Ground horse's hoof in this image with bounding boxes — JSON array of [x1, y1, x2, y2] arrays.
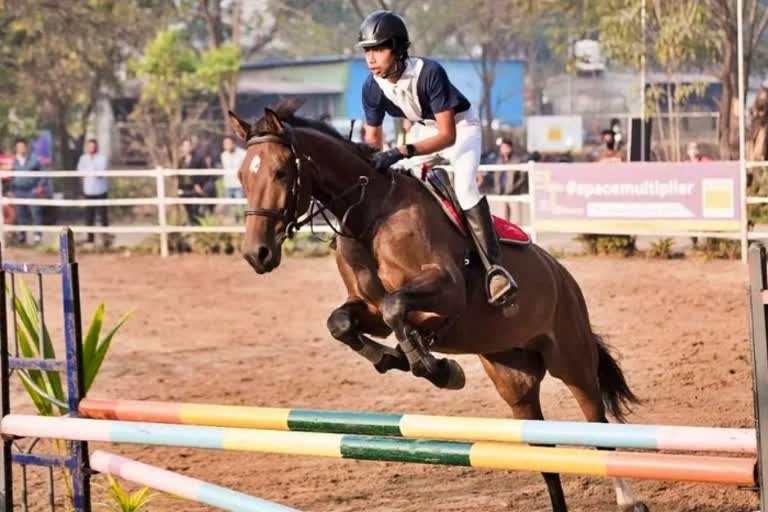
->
[[620, 503, 649, 512], [432, 358, 465, 390]]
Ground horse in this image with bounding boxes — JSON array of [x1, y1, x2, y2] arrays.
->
[[227, 102, 647, 512]]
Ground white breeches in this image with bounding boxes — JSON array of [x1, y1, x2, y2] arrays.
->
[[398, 117, 483, 210]]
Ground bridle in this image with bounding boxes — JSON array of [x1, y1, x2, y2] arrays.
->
[[243, 126, 371, 241]]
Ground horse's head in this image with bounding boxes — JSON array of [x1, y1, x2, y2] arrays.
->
[[228, 108, 311, 273]]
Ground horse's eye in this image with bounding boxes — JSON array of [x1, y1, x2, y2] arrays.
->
[[275, 169, 287, 180]]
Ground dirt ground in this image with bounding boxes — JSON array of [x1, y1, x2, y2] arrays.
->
[[5, 247, 760, 512]]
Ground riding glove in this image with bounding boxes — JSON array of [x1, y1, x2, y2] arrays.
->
[[372, 148, 405, 173]]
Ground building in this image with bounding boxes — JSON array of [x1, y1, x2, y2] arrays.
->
[[236, 56, 526, 127]]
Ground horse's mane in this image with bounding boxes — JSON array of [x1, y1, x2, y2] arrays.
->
[[254, 99, 376, 164]]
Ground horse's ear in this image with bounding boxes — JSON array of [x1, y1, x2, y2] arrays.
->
[[228, 110, 251, 140], [263, 108, 285, 133]]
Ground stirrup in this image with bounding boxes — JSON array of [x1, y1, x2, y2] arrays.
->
[[485, 265, 518, 306]]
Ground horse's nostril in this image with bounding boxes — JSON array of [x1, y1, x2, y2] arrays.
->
[[257, 245, 271, 264]]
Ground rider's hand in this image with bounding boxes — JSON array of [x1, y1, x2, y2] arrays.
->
[[371, 147, 406, 173]]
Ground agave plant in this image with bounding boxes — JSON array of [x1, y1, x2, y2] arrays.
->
[[10, 279, 133, 509], [11, 279, 132, 415], [94, 476, 156, 512]]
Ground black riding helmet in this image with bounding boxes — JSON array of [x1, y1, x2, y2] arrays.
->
[[357, 10, 410, 60]]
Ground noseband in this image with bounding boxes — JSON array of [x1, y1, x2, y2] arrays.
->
[[243, 127, 370, 240]]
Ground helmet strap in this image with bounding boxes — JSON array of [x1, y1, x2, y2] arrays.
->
[[381, 58, 404, 80]]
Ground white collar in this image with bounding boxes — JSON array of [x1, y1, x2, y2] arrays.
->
[[376, 58, 419, 90]]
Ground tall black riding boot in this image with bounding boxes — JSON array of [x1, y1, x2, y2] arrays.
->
[[464, 197, 518, 306]]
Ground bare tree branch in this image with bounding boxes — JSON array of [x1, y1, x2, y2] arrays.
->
[[245, 21, 279, 59], [350, 0, 366, 20], [231, 0, 243, 48], [751, 5, 768, 52], [396, 0, 418, 16]]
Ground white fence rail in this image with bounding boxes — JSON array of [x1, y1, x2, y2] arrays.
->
[[0, 161, 765, 259]]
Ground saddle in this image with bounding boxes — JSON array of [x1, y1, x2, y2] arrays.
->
[[418, 167, 531, 246]]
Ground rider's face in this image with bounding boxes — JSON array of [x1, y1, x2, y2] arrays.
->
[[364, 45, 395, 77]]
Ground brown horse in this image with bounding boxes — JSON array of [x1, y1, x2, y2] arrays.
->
[[228, 103, 647, 512]]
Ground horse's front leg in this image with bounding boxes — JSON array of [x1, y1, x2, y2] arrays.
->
[[326, 299, 409, 373], [380, 265, 466, 390]]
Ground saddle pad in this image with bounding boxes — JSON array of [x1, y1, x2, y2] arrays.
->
[[438, 197, 531, 245], [411, 170, 531, 245]]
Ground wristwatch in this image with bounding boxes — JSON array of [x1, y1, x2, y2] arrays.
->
[[405, 144, 416, 158]]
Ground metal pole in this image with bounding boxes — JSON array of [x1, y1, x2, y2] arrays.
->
[[156, 173, 168, 258], [738, 0, 748, 263], [640, 0, 647, 161], [527, 160, 537, 244], [0, 239, 12, 511], [59, 230, 91, 512], [748, 243, 768, 510]]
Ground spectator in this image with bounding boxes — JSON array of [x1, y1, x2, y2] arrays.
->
[[77, 139, 109, 245], [220, 135, 246, 221], [610, 118, 624, 150], [597, 129, 623, 162], [686, 141, 711, 163], [10, 138, 48, 245], [686, 141, 711, 248], [177, 139, 209, 225]]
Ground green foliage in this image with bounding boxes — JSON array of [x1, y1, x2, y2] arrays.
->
[[11, 280, 131, 416], [0, 1, 170, 165], [647, 238, 676, 259], [748, 168, 768, 224], [283, 232, 333, 258], [196, 43, 242, 91], [129, 30, 209, 109], [694, 238, 741, 260], [99, 476, 155, 512], [185, 213, 238, 255], [576, 234, 636, 257]]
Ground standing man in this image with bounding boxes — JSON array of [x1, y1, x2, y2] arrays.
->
[[220, 135, 246, 221], [77, 139, 109, 245], [10, 138, 47, 245]]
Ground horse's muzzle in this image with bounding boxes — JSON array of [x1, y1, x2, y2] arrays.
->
[[243, 243, 280, 274]]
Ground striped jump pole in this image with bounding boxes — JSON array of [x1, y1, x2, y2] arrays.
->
[[80, 398, 756, 454], [2, 415, 756, 486], [90, 451, 299, 512]]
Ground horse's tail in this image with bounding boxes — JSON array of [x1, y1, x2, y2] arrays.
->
[[594, 332, 639, 423]]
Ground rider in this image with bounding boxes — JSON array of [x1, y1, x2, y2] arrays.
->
[[357, 10, 518, 307]]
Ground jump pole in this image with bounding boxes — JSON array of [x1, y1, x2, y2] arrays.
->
[[90, 451, 299, 512], [2, 415, 756, 487], [79, 398, 757, 454]]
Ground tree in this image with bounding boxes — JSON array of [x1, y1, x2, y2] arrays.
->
[[705, 0, 768, 159], [128, 29, 220, 168], [550, 0, 768, 160], [593, 0, 717, 161], [174, 0, 276, 132], [274, 0, 460, 57], [451, 0, 547, 149], [1, 1, 169, 167]]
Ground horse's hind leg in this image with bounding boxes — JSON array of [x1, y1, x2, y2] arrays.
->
[[327, 300, 409, 373], [479, 348, 568, 512], [561, 372, 649, 512]]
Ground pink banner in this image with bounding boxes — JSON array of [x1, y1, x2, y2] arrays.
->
[[533, 161, 742, 233]]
